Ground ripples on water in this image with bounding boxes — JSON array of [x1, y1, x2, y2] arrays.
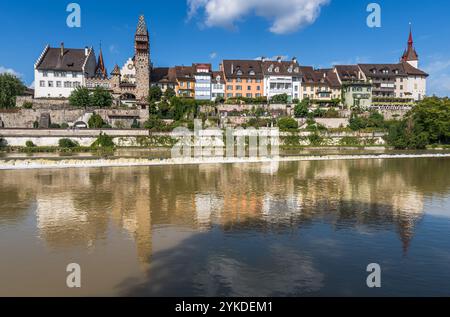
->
[[0, 158, 449, 296]]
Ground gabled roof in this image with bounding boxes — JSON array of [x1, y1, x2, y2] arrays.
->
[[174, 66, 195, 81], [36, 45, 91, 72], [94, 47, 108, 79], [358, 63, 407, 78], [261, 60, 301, 76], [300, 66, 341, 88], [334, 65, 363, 82], [401, 29, 419, 62], [212, 71, 225, 84], [151, 67, 176, 83], [222, 60, 263, 79], [401, 61, 429, 77]]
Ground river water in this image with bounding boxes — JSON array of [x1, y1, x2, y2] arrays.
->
[[0, 157, 449, 296]]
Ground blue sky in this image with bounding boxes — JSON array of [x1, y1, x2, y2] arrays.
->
[[0, 0, 449, 96]]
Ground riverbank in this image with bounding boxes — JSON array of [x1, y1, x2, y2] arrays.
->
[[1, 153, 449, 171]]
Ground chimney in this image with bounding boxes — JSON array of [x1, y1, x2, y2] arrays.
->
[[85, 46, 89, 56], [60, 42, 65, 57], [292, 57, 297, 64], [231, 63, 234, 74], [277, 56, 282, 63], [261, 56, 267, 62]]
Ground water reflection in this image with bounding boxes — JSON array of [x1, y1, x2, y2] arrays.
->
[[0, 158, 449, 296]]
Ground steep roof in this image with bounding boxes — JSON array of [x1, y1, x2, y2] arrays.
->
[[261, 60, 301, 76], [151, 67, 176, 83], [222, 60, 263, 79], [136, 15, 149, 37], [401, 61, 428, 77], [401, 28, 419, 62], [358, 63, 407, 78], [334, 65, 363, 82], [315, 69, 341, 88], [36, 45, 90, 72], [94, 47, 108, 79], [174, 66, 195, 81], [212, 71, 225, 84]]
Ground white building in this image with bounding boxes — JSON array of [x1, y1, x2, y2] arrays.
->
[[211, 72, 225, 101], [120, 57, 136, 84], [34, 43, 96, 98], [262, 57, 302, 102]]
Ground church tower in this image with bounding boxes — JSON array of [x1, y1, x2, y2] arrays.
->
[[401, 25, 419, 68], [134, 15, 150, 101]]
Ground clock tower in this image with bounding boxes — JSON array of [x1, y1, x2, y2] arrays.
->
[[134, 15, 150, 101]]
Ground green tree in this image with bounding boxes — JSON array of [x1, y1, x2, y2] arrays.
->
[[88, 113, 105, 129], [91, 87, 113, 108], [69, 87, 91, 108], [149, 86, 163, 102], [58, 138, 79, 148], [0, 73, 26, 109], [277, 117, 299, 132], [270, 94, 289, 104], [164, 87, 176, 99], [294, 99, 309, 118], [92, 133, 115, 148]]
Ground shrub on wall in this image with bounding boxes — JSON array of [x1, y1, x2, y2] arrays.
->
[[92, 133, 115, 149], [25, 141, 36, 148], [58, 138, 79, 149]]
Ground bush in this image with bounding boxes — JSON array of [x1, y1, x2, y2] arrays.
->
[[270, 94, 289, 104], [91, 87, 113, 108], [131, 119, 140, 129], [49, 123, 61, 129], [340, 136, 361, 146], [92, 133, 115, 148], [22, 102, 33, 109], [294, 100, 309, 118], [58, 138, 79, 148], [69, 87, 91, 108], [26, 141, 36, 148], [144, 116, 169, 132], [61, 123, 69, 129], [149, 86, 163, 102], [0, 137, 6, 148], [308, 133, 324, 146], [88, 113, 105, 129], [277, 117, 299, 132]]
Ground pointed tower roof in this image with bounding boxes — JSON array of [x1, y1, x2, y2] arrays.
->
[[401, 24, 419, 62], [95, 46, 108, 79], [111, 64, 121, 76], [136, 15, 148, 36]]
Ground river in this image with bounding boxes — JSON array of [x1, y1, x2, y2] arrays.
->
[[0, 157, 449, 296]]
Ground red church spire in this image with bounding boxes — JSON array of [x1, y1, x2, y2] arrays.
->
[[95, 45, 108, 79], [408, 24, 414, 47], [401, 24, 419, 63]]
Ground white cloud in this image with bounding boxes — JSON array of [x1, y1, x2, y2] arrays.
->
[[187, 0, 330, 34], [0, 66, 21, 77], [423, 56, 450, 97]]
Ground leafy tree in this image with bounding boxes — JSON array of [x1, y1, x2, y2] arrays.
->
[[164, 87, 176, 99], [386, 97, 450, 148], [69, 87, 91, 108], [92, 133, 115, 148], [91, 87, 113, 108], [294, 99, 309, 118], [0, 73, 26, 109], [149, 86, 163, 102], [88, 113, 105, 129], [58, 138, 79, 148], [270, 94, 289, 104], [277, 117, 299, 132], [144, 115, 167, 131]]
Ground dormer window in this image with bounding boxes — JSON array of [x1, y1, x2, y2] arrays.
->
[[275, 67, 280, 73], [268, 64, 274, 73], [216, 75, 221, 81], [237, 70, 243, 76], [249, 70, 255, 76], [294, 67, 299, 73], [288, 66, 293, 73]]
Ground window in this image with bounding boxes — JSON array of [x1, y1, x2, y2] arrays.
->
[[247, 86, 251, 90], [227, 85, 233, 91], [236, 85, 242, 90], [236, 78, 242, 83], [227, 93, 233, 98], [246, 93, 252, 98], [56, 81, 62, 88], [256, 79, 262, 83], [43, 71, 48, 77], [72, 72, 78, 78], [249, 71, 255, 76], [61, 72, 67, 77], [64, 81, 72, 88], [40, 81, 45, 87], [236, 93, 242, 97], [247, 79, 252, 83], [257, 86, 261, 91], [48, 81, 54, 87], [255, 93, 261, 97], [400, 85, 403, 90]]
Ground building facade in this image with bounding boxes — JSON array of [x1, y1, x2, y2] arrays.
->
[[262, 57, 302, 102]]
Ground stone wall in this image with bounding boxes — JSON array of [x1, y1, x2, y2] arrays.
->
[[0, 107, 149, 128]]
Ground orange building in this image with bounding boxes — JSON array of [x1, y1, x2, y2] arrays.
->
[[220, 60, 264, 99]]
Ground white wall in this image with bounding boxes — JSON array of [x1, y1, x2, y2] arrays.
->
[[264, 76, 300, 100], [34, 70, 83, 98], [406, 76, 427, 101]]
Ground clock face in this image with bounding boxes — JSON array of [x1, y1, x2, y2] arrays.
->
[[128, 64, 134, 70]]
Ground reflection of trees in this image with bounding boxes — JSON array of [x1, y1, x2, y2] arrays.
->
[[0, 157, 449, 265]]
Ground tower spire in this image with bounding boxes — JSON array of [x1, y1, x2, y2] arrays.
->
[[95, 44, 108, 79], [401, 23, 419, 67]]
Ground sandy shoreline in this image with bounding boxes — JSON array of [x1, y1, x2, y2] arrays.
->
[[0, 153, 449, 170]]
